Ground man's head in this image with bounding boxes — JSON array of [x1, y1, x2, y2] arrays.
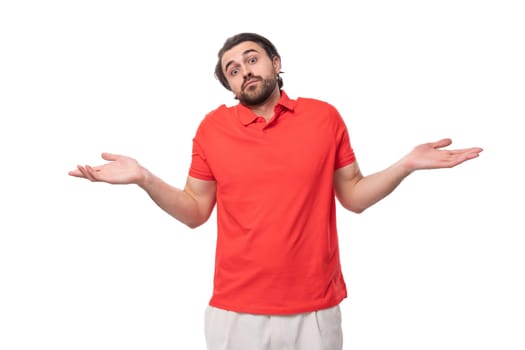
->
[[215, 33, 283, 106]]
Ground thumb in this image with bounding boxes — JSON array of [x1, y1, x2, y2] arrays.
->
[[101, 152, 120, 161], [431, 138, 452, 149]]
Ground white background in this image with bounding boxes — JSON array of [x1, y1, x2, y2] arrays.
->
[[1, 0, 524, 349]]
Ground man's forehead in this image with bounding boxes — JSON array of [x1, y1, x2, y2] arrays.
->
[[222, 41, 264, 65]]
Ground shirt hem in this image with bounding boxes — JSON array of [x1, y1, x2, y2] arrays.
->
[[208, 295, 347, 316]]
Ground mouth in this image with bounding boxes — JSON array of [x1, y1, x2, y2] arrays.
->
[[243, 79, 259, 90]]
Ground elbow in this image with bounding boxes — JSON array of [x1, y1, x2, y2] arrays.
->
[[184, 218, 208, 229], [350, 206, 366, 214], [183, 211, 212, 229], [185, 222, 201, 229], [340, 200, 367, 214], [344, 204, 367, 214], [335, 188, 368, 214]]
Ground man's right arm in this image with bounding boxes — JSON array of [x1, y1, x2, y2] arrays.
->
[[69, 152, 216, 229], [139, 172, 216, 229]]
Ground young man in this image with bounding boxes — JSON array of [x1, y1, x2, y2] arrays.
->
[[69, 32, 483, 350]]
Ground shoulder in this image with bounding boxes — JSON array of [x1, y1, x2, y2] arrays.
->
[[296, 97, 340, 114], [203, 104, 231, 121], [294, 97, 344, 122], [197, 104, 233, 128], [194, 103, 238, 141]]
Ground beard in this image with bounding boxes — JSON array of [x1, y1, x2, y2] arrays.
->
[[237, 76, 277, 106]]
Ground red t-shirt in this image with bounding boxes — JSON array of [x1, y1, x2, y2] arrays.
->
[[189, 91, 356, 314]]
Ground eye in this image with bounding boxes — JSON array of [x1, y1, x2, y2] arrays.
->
[[248, 56, 257, 64], [229, 68, 239, 76]]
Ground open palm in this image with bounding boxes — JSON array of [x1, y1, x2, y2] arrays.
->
[[68, 153, 144, 185], [403, 138, 483, 171]]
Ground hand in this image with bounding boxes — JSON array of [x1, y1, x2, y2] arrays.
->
[[68, 153, 146, 185], [402, 138, 483, 172]]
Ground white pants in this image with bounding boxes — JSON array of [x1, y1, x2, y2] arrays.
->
[[204, 305, 343, 350]]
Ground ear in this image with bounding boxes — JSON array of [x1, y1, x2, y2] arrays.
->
[[272, 56, 281, 74]]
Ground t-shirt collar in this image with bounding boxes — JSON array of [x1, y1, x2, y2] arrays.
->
[[238, 90, 296, 126]]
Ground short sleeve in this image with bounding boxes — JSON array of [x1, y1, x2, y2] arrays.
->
[[334, 112, 356, 170], [188, 137, 215, 181]]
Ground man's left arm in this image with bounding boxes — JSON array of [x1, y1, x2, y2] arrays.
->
[[333, 138, 483, 214]]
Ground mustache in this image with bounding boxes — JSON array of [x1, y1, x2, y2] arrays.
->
[[242, 75, 262, 89]]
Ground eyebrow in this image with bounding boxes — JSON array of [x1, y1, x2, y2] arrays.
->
[[224, 49, 260, 73]]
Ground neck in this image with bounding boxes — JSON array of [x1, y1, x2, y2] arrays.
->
[[246, 88, 282, 121]]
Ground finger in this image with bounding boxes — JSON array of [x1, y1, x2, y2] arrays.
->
[[465, 152, 481, 160], [446, 150, 482, 166], [445, 147, 484, 155], [78, 165, 97, 181], [468, 147, 484, 154], [101, 152, 120, 161], [464, 148, 483, 159], [76, 165, 91, 180], [431, 138, 452, 149], [68, 168, 85, 178], [85, 165, 101, 181]]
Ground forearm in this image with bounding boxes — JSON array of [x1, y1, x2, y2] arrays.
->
[[353, 160, 412, 211], [335, 159, 413, 213], [138, 169, 211, 228]]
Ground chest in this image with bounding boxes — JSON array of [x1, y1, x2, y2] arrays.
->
[[203, 115, 337, 189]]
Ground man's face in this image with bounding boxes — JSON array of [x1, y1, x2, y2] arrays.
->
[[221, 41, 281, 106]]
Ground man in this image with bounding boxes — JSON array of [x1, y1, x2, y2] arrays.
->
[[68, 32, 483, 350]]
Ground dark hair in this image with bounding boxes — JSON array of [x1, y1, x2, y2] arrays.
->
[[214, 32, 283, 91]]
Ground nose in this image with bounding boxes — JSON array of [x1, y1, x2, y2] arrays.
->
[[243, 71, 253, 81]]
